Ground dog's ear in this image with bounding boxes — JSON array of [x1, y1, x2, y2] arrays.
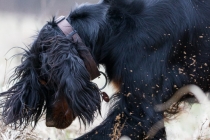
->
[[46, 40, 101, 125], [76, 42, 100, 80], [0, 46, 46, 129]]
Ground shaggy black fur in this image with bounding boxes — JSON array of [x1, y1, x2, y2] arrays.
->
[[1, 0, 210, 139], [0, 20, 101, 129]]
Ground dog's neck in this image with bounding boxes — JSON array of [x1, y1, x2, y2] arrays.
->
[[55, 16, 100, 80]]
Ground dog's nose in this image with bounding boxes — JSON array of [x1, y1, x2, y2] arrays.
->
[[46, 119, 56, 127], [46, 107, 56, 127]]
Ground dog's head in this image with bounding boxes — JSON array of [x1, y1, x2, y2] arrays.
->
[[0, 15, 103, 129]]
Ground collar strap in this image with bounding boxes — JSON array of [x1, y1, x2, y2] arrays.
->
[[55, 16, 100, 80]]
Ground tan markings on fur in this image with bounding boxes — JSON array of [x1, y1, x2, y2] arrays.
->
[[52, 97, 75, 129], [111, 79, 121, 93], [39, 79, 47, 85]]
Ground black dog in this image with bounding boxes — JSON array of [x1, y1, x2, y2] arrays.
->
[[1, 0, 210, 139]]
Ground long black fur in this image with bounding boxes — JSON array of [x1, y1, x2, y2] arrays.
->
[[1, 0, 210, 139]]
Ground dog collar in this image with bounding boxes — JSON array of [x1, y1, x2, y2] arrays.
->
[[55, 16, 100, 80]]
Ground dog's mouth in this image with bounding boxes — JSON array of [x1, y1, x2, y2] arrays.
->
[[39, 78, 76, 128], [45, 96, 76, 129]]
